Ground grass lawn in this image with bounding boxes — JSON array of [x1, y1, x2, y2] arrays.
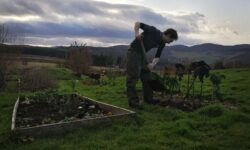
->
[[0, 68, 250, 150]]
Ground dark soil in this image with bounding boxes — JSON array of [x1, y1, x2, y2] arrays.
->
[[157, 94, 206, 111], [139, 92, 237, 112], [157, 94, 238, 111], [16, 94, 113, 128]]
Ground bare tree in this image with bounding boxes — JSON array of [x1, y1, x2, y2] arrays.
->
[[0, 24, 20, 90], [0, 24, 9, 90], [0, 24, 8, 44], [67, 41, 92, 76]]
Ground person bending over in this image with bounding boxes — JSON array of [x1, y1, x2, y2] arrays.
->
[[126, 22, 178, 108]]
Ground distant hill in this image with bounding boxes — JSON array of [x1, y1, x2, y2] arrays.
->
[[1, 43, 250, 66], [225, 52, 250, 66], [88, 43, 250, 65], [159, 43, 250, 65], [0, 44, 68, 58]]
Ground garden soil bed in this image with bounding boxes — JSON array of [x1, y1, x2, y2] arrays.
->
[[12, 93, 135, 137]]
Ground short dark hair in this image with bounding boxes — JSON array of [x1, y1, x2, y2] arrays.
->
[[164, 28, 178, 40]]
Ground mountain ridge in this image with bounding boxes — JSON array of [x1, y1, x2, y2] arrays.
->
[[1, 43, 250, 65]]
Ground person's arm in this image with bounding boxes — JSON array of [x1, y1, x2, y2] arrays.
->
[[134, 22, 141, 39], [147, 44, 165, 69], [155, 44, 165, 58], [134, 22, 157, 39]]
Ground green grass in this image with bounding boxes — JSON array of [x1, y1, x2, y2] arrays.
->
[[1, 68, 250, 150], [49, 68, 77, 80]]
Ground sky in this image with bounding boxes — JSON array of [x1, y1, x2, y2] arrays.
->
[[0, 0, 249, 47]]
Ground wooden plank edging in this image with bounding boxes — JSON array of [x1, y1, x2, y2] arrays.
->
[[11, 97, 19, 131]]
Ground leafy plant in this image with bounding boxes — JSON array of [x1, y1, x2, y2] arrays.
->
[[148, 72, 166, 92], [185, 61, 211, 99], [166, 76, 179, 99], [186, 62, 198, 98], [175, 64, 185, 92], [148, 72, 179, 100], [209, 73, 226, 101], [196, 61, 211, 98]]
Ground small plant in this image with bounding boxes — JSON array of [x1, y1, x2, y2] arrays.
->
[[196, 61, 211, 99], [149, 72, 166, 92], [185, 61, 211, 99], [148, 72, 180, 100], [175, 64, 185, 92], [209, 73, 226, 101], [107, 67, 117, 85], [71, 80, 79, 92], [185, 62, 197, 98], [88, 73, 101, 84], [167, 76, 179, 99]]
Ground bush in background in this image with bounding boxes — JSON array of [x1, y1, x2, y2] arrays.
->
[[214, 60, 225, 69], [21, 68, 57, 92], [0, 24, 21, 91], [67, 42, 92, 77]]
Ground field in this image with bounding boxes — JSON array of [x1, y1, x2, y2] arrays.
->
[[1, 68, 250, 150]]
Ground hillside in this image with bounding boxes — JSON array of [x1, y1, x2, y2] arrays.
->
[[1, 43, 250, 65]]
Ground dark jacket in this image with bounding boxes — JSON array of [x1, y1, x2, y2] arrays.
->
[[130, 23, 165, 58]]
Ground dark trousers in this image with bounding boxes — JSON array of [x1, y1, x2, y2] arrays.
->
[[126, 47, 153, 104]]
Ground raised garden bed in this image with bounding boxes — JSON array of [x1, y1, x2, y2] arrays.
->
[[11, 93, 135, 137]]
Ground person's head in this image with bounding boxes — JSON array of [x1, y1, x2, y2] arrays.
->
[[162, 28, 178, 44]]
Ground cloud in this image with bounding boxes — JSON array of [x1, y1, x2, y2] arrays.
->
[[6, 22, 132, 39], [160, 11, 208, 33], [0, 0, 238, 46]]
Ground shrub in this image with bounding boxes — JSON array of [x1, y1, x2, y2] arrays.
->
[[209, 73, 226, 100], [21, 68, 57, 92], [67, 42, 92, 76], [214, 60, 225, 69]]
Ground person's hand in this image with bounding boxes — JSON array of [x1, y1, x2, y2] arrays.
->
[[147, 63, 155, 70], [135, 34, 143, 40], [152, 57, 159, 65], [147, 58, 160, 70]]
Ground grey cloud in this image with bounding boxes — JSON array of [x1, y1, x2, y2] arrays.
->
[[0, 0, 172, 24], [0, 0, 45, 16], [0, 0, 207, 46], [6, 21, 133, 39], [163, 12, 207, 34]]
